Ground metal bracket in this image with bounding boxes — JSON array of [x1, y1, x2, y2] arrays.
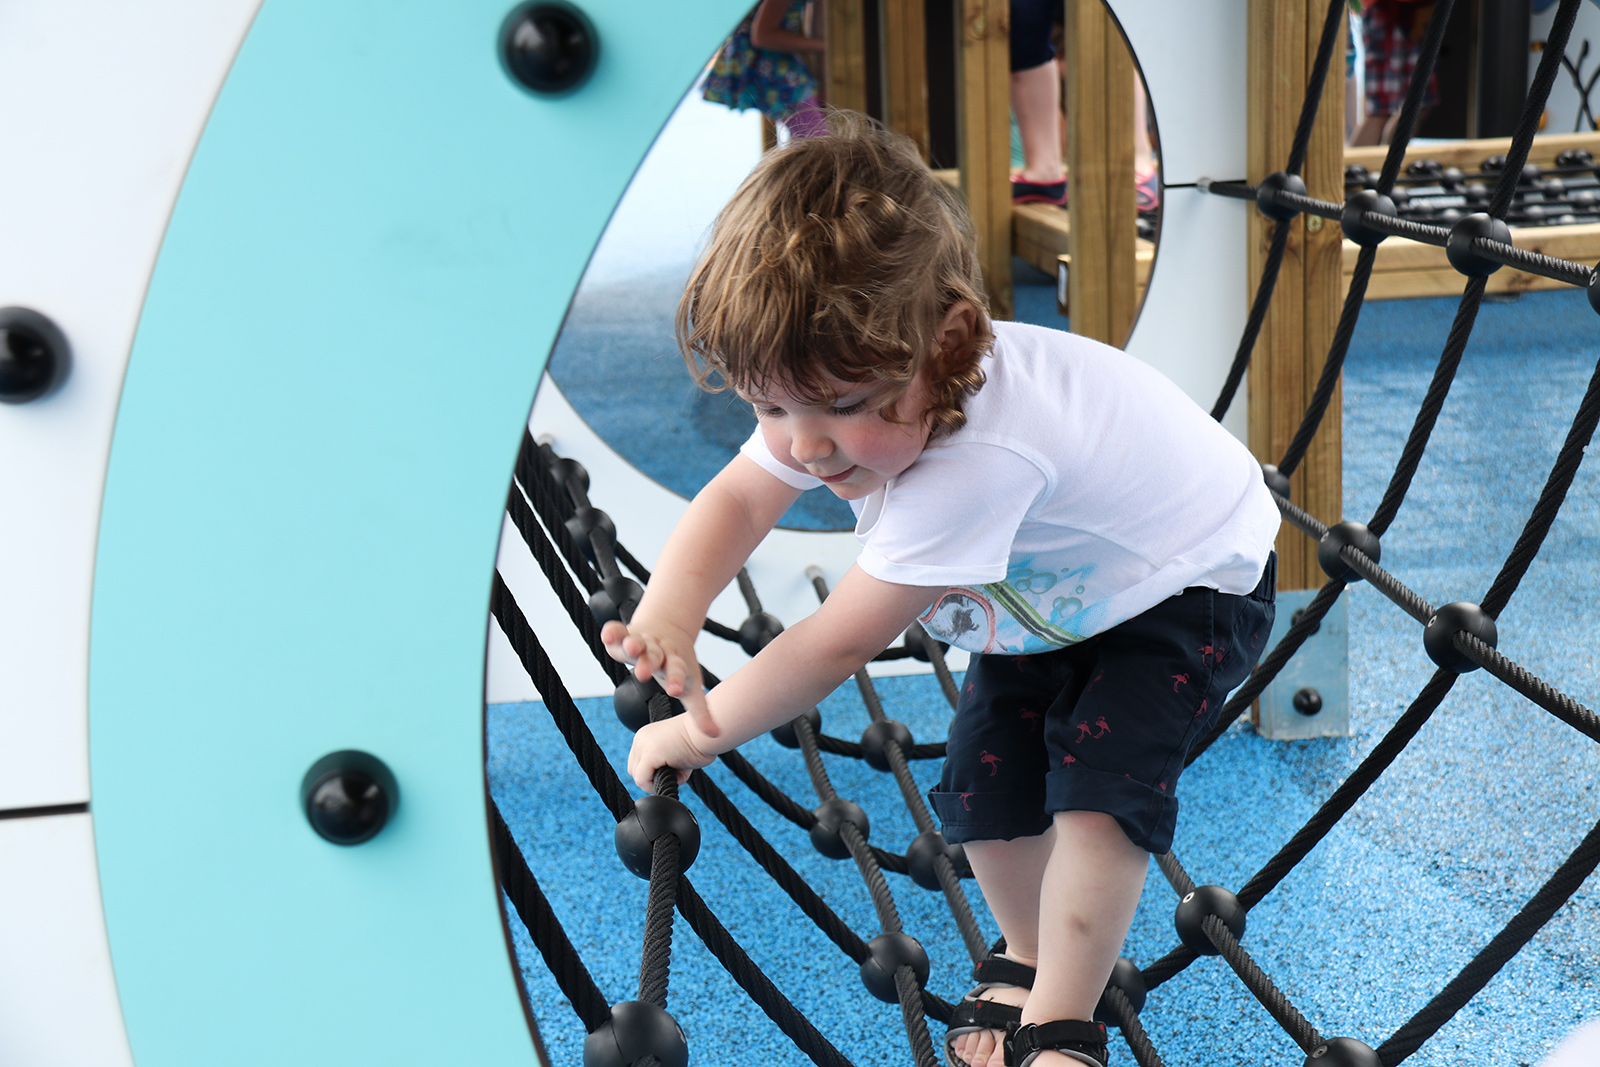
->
[[1254, 589, 1351, 740]]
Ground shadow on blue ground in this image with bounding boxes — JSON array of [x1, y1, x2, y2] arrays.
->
[[508, 287, 1600, 1065]]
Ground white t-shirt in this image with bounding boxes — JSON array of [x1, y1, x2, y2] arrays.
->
[[741, 320, 1282, 654]]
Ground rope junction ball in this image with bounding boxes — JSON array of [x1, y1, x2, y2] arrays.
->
[[614, 794, 701, 879], [859, 719, 915, 772], [768, 707, 821, 749], [564, 506, 616, 566], [1260, 464, 1292, 500], [1092, 957, 1148, 1027], [581, 1000, 688, 1067], [612, 677, 653, 732], [1422, 601, 1498, 674], [904, 829, 967, 891], [1256, 171, 1309, 222], [1173, 884, 1247, 956], [737, 611, 785, 656], [1445, 213, 1514, 277], [858, 931, 930, 1003], [588, 574, 642, 626], [1316, 521, 1381, 583], [1339, 190, 1398, 248], [809, 797, 870, 859], [1304, 1036, 1383, 1067]]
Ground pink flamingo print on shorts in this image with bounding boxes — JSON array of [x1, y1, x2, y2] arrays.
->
[[1074, 716, 1110, 742], [978, 750, 1003, 776]]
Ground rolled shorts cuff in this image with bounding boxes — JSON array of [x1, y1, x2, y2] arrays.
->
[[1044, 763, 1180, 854], [928, 788, 1053, 844]]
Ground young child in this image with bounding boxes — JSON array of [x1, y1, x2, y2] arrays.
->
[[602, 112, 1279, 1067]]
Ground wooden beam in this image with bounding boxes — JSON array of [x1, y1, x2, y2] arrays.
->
[[880, 0, 930, 159], [1343, 131, 1600, 173], [1246, 0, 1344, 592], [825, 0, 868, 114], [956, 0, 1013, 320], [1063, 0, 1138, 347]]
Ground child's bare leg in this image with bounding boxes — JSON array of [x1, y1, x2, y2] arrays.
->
[[1011, 61, 1066, 185], [1010, 810, 1149, 1067], [949, 826, 1056, 1067]]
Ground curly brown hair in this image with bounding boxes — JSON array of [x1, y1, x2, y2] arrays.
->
[[676, 111, 993, 437]]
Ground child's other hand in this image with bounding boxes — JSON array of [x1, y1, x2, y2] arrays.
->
[[628, 717, 715, 792], [601, 618, 720, 737]]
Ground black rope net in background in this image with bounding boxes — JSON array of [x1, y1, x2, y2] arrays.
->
[[488, 0, 1600, 1063]]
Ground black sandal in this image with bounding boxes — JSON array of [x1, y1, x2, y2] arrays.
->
[[1003, 1020, 1109, 1067], [945, 955, 1036, 1067]]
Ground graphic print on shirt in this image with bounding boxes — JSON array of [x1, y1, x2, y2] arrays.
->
[[918, 559, 1106, 654]]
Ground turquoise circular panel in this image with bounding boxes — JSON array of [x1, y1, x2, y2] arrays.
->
[[89, 0, 745, 1063]]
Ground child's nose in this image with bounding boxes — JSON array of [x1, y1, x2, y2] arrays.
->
[[789, 426, 834, 465]]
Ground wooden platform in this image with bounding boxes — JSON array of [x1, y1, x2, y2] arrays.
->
[[1345, 133, 1600, 301]]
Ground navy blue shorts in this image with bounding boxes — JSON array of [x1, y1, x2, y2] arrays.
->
[[929, 556, 1276, 854], [1010, 0, 1057, 72]]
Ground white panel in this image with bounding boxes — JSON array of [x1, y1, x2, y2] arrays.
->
[[0, 814, 132, 1067], [1112, 0, 1252, 441], [487, 378, 965, 702], [1124, 187, 1251, 440], [1112, 0, 1249, 186], [0, 0, 263, 808]]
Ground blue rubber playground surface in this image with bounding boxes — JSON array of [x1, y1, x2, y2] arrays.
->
[[486, 96, 1600, 1067]]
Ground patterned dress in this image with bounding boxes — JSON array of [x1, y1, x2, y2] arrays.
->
[[701, 1, 818, 124]]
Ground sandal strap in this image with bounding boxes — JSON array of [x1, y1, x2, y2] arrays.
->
[[949, 996, 1024, 1031], [1004, 1021, 1109, 1067], [972, 955, 1036, 989]]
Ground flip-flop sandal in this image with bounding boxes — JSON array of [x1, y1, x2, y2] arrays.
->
[[1003, 1020, 1109, 1067], [945, 955, 1036, 1067], [1135, 169, 1160, 215]]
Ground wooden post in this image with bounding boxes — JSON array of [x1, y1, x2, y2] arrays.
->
[[825, 0, 869, 114], [956, 0, 1014, 320], [1246, 0, 1344, 591], [880, 0, 931, 159], [1063, 0, 1138, 347]]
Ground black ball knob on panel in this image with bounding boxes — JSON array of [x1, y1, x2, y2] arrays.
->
[[499, 2, 598, 96], [302, 750, 399, 845], [0, 307, 71, 403]]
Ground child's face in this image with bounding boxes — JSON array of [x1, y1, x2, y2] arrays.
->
[[739, 369, 936, 500]]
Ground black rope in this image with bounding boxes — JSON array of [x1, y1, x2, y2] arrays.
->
[[490, 799, 613, 1033], [1375, 812, 1600, 1064]]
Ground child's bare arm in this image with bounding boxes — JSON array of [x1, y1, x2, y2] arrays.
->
[[627, 564, 943, 790], [601, 454, 800, 735]]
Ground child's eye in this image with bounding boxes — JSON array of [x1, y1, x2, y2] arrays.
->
[[753, 405, 785, 419], [830, 400, 868, 416]]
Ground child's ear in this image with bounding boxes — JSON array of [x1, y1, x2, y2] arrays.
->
[[933, 301, 978, 357]]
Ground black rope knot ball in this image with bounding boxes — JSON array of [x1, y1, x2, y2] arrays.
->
[[769, 706, 820, 749], [500, 1, 599, 97], [810, 798, 869, 859], [859, 931, 930, 1003], [1445, 212, 1514, 277], [1317, 521, 1381, 583], [0, 307, 70, 404], [737, 611, 784, 655], [564, 505, 616, 565], [905, 830, 967, 891], [859, 719, 914, 772], [1255, 171, 1309, 222], [1340, 189, 1398, 248], [582, 1000, 687, 1067], [1423, 601, 1498, 673], [589, 575, 642, 625], [1304, 1036, 1382, 1067], [1174, 884, 1247, 955], [612, 676, 656, 732], [1093, 957, 1148, 1027], [614, 794, 700, 878], [300, 750, 398, 845]]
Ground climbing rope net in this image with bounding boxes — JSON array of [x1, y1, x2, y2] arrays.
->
[[488, 0, 1600, 1063]]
